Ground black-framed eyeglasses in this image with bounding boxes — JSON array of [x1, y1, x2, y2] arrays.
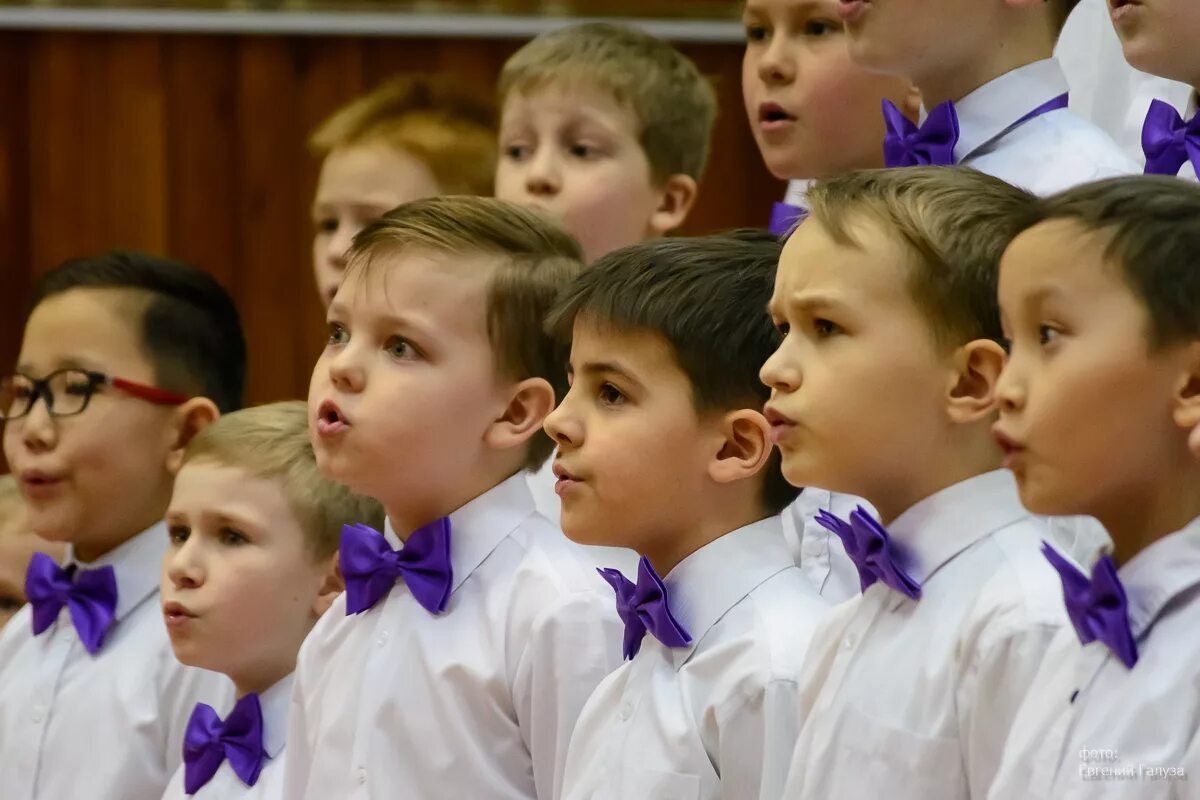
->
[[0, 369, 190, 421]]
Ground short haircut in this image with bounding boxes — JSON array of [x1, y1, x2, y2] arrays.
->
[[1035, 175, 1200, 350], [348, 195, 584, 470], [31, 252, 246, 413], [310, 74, 497, 196], [499, 22, 717, 184], [545, 229, 799, 515], [182, 401, 383, 560], [806, 167, 1040, 349]]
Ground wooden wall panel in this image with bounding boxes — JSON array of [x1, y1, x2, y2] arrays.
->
[[0, 29, 784, 418]]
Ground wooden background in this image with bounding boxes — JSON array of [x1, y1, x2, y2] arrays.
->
[[0, 28, 783, 412]]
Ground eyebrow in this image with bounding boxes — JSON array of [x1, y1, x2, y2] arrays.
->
[[15, 357, 95, 376], [572, 360, 646, 391], [786, 293, 850, 316]]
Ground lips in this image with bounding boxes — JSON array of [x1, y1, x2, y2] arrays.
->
[[838, 0, 871, 24], [758, 102, 797, 133], [163, 600, 197, 631], [314, 400, 350, 437], [18, 470, 66, 499], [992, 425, 1026, 469], [764, 406, 797, 444], [1109, 0, 1141, 23], [552, 461, 585, 497]]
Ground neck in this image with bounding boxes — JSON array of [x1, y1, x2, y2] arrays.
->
[[641, 490, 769, 577], [914, 34, 1052, 109], [869, 430, 1001, 526], [231, 664, 290, 699], [384, 466, 522, 541], [1092, 459, 1200, 569]]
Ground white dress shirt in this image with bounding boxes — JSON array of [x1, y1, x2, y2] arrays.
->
[[281, 473, 623, 800], [560, 515, 830, 800], [0, 523, 234, 800], [160, 673, 293, 800], [783, 488, 868, 604], [1056, 0, 1193, 163], [987, 517, 1200, 799], [948, 59, 1139, 195], [781, 470, 1071, 800]]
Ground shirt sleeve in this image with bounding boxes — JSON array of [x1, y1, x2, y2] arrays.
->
[[511, 590, 623, 800], [714, 675, 805, 800]]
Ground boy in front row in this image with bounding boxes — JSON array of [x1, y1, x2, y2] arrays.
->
[[0, 252, 242, 799], [549, 231, 830, 799], [159, 401, 382, 798], [763, 169, 1077, 799], [987, 176, 1200, 798], [282, 196, 623, 800]]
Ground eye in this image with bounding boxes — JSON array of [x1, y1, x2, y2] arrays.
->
[[219, 527, 248, 547], [1038, 325, 1060, 347], [315, 217, 337, 235], [774, 320, 790, 337], [569, 143, 600, 159], [598, 382, 626, 406], [999, 336, 1012, 355], [805, 19, 839, 37], [168, 525, 190, 545], [504, 143, 531, 161], [385, 336, 420, 361], [744, 22, 768, 42], [63, 374, 93, 397], [327, 322, 349, 346], [813, 318, 840, 337]]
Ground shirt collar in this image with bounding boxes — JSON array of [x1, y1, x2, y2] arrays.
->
[[944, 58, 1069, 164], [258, 672, 294, 759], [67, 521, 168, 623], [662, 515, 795, 671], [1116, 515, 1200, 640], [886, 470, 1029, 589], [784, 179, 815, 209], [384, 472, 534, 596]]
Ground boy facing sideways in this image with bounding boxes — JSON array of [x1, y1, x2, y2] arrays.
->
[[0, 252, 243, 799], [282, 196, 622, 800], [159, 400, 383, 798], [761, 169, 1076, 798], [547, 231, 830, 800]]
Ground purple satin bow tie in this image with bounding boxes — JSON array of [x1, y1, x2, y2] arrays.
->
[[1142, 98, 1200, 177], [598, 557, 692, 660], [25, 551, 118, 655], [341, 519, 453, 616], [1042, 543, 1138, 669], [816, 507, 922, 599], [183, 693, 267, 794], [768, 202, 807, 236], [883, 99, 960, 168]]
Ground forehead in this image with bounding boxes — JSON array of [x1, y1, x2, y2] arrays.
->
[[571, 316, 689, 381], [171, 460, 295, 519], [314, 144, 439, 207], [999, 219, 1120, 304], [340, 247, 493, 330], [18, 288, 153, 377], [774, 215, 915, 309], [501, 81, 639, 136]]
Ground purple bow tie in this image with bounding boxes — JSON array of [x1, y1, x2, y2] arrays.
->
[[816, 507, 922, 599], [598, 557, 692, 660], [1142, 98, 1200, 177], [883, 99, 960, 168], [183, 693, 267, 794], [1042, 543, 1138, 669], [341, 519, 453, 616], [768, 202, 807, 236], [25, 551, 118, 655]]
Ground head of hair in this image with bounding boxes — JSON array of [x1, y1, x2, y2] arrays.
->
[[805, 167, 1040, 350], [1034, 175, 1200, 350], [309, 74, 498, 196], [182, 401, 383, 559], [30, 251, 246, 413], [348, 195, 584, 470], [498, 22, 717, 184], [545, 229, 799, 514]]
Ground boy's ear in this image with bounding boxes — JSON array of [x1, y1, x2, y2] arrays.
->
[[484, 377, 556, 451], [648, 174, 699, 238], [708, 409, 772, 485], [164, 398, 220, 475], [945, 339, 1007, 424], [1172, 342, 1200, 433], [313, 552, 345, 618]]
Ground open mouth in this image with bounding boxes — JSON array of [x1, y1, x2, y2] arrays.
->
[[838, 0, 871, 23], [163, 601, 197, 629], [759, 103, 796, 127], [315, 400, 350, 436]]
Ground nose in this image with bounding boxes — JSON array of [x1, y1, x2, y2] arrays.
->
[[757, 32, 796, 86], [15, 392, 58, 454], [325, 342, 367, 394], [995, 357, 1025, 414], [524, 147, 562, 198], [543, 388, 583, 448], [164, 534, 204, 590], [760, 340, 800, 393]]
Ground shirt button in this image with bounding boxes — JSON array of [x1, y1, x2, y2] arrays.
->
[[356, 766, 367, 784], [377, 634, 387, 648], [843, 635, 856, 650], [618, 702, 633, 721], [31, 705, 45, 723]]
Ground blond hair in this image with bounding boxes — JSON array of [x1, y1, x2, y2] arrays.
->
[[348, 195, 584, 470], [806, 167, 1040, 349], [499, 22, 717, 184], [182, 401, 383, 559], [310, 75, 497, 196]]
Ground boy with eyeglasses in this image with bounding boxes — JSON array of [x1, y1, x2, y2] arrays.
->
[[0, 251, 243, 800]]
